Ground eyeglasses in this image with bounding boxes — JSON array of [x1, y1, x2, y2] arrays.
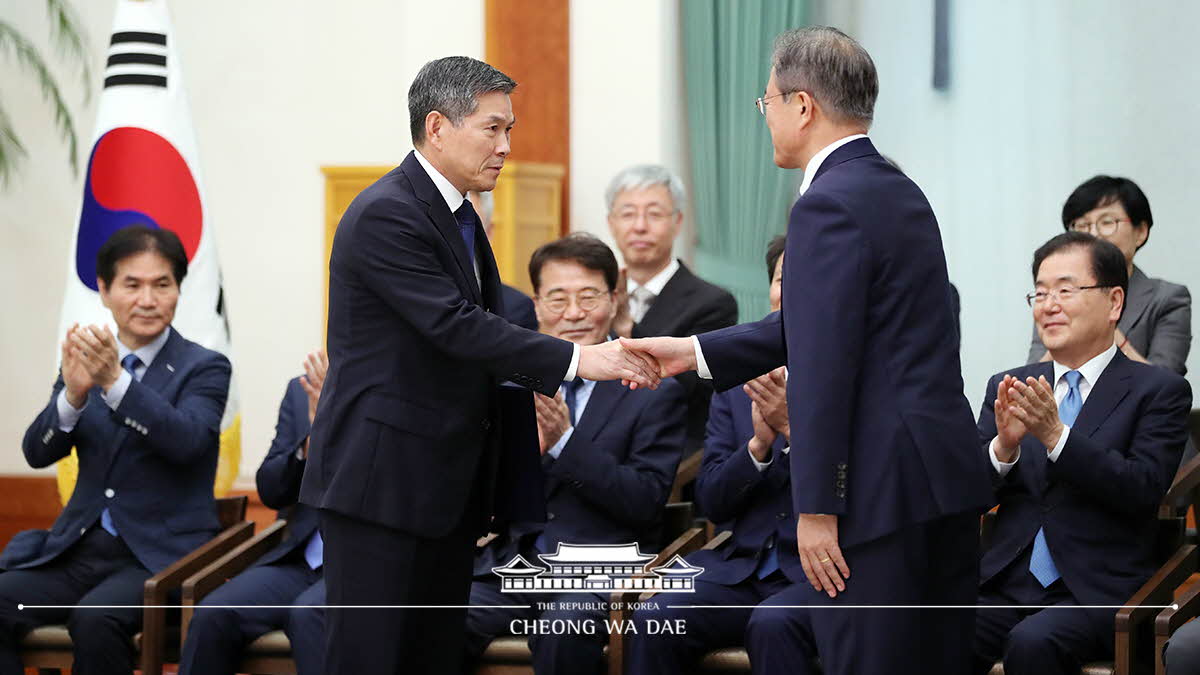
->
[[611, 208, 675, 227], [755, 91, 800, 116], [1025, 285, 1112, 307], [537, 290, 611, 315], [1070, 216, 1128, 237]]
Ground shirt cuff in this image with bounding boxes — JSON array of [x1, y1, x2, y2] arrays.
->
[[547, 426, 574, 459], [56, 389, 85, 432], [563, 344, 581, 382], [1048, 426, 1070, 462], [693, 336, 712, 380], [749, 444, 773, 472], [990, 436, 1020, 477], [102, 370, 132, 411]]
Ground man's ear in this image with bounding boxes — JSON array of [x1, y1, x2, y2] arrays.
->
[[425, 111, 446, 150], [97, 277, 111, 309], [1109, 286, 1125, 323]]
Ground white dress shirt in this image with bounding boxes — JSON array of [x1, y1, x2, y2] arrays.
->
[[990, 342, 1118, 476], [627, 258, 680, 324], [412, 150, 580, 381], [693, 134, 869, 380], [57, 327, 172, 431]]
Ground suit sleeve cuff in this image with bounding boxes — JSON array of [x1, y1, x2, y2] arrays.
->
[[547, 427, 574, 459], [102, 370, 132, 411], [990, 436, 1019, 476], [56, 389, 85, 431], [563, 344, 581, 382], [1047, 426, 1070, 462], [693, 335, 712, 380]]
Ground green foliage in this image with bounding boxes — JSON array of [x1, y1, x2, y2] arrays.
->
[[0, 0, 92, 186]]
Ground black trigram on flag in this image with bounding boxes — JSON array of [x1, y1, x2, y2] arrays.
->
[[105, 31, 167, 88]]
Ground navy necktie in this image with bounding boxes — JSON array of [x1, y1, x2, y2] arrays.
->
[[454, 200, 478, 269], [1029, 370, 1083, 587], [121, 353, 143, 380], [562, 377, 584, 425]]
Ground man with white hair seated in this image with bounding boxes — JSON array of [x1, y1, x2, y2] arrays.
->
[[605, 164, 738, 448]]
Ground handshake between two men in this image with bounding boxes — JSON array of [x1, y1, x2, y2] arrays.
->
[[575, 336, 697, 389]]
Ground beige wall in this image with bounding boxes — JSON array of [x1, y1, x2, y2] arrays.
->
[[0, 0, 689, 482]]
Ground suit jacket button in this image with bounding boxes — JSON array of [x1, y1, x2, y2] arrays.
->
[[547, 512, 556, 521], [777, 512, 788, 520], [104, 488, 115, 498], [482, 419, 491, 431], [79, 527, 87, 535]]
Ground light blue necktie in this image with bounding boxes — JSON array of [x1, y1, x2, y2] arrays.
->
[[1028, 370, 1082, 587], [100, 354, 143, 537], [303, 531, 323, 570]]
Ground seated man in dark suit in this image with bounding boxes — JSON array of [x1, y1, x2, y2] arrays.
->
[[0, 225, 231, 675], [179, 350, 329, 675], [626, 235, 797, 674], [469, 189, 538, 330], [464, 233, 687, 675], [973, 232, 1191, 675], [605, 164, 738, 448]]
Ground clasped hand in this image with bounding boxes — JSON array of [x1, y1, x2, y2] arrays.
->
[[994, 374, 1064, 455], [61, 324, 122, 407]]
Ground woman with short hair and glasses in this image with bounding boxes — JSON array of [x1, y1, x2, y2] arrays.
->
[[1027, 175, 1192, 375]]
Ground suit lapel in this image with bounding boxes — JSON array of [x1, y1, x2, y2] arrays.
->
[[637, 261, 692, 335], [103, 329, 181, 479], [1118, 266, 1154, 337], [573, 380, 627, 442], [474, 223, 502, 313], [1071, 352, 1133, 439], [399, 153, 483, 304]]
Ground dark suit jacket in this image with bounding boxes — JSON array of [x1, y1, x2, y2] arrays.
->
[[500, 283, 538, 331], [1027, 265, 1192, 375], [977, 351, 1191, 605], [696, 138, 992, 548], [474, 378, 686, 577], [254, 377, 320, 567], [5, 328, 230, 573], [689, 387, 802, 585], [632, 261, 738, 448], [301, 151, 575, 539]]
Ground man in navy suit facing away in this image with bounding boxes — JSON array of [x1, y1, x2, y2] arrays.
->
[[299, 56, 659, 675], [972, 233, 1190, 674], [0, 226, 231, 675], [622, 27, 992, 674]]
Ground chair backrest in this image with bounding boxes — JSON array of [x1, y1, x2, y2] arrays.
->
[[660, 501, 695, 549], [1189, 409, 1200, 450], [215, 496, 248, 529]]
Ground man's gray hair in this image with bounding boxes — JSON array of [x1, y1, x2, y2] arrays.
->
[[408, 56, 516, 144], [772, 26, 878, 125], [604, 164, 686, 214]]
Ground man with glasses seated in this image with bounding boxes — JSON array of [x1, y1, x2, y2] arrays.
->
[[605, 164, 738, 449], [972, 232, 1191, 675], [464, 233, 686, 675]]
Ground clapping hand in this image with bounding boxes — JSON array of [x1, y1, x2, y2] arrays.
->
[[61, 324, 95, 408], [1006, 375, 1064, 451], [534, 391, 572, 455], [745, 367, 789, 441], [69, 324, 122, 391], [299, 349, 329, 425]]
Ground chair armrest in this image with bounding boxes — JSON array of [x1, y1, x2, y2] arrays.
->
[[607, 527, 708, 675], [1113, 544, 1197, 675], [1162, 454, 1200, 519], [701, 530, 732, 551], [180, 519, 289, 644], [139, 519, 255, 675], [669, 450, 703, 503]]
